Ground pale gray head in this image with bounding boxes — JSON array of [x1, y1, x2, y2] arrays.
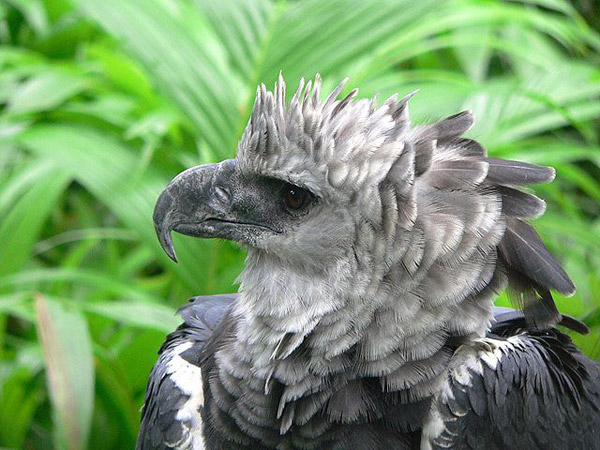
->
[[155, 74, 415, 275]]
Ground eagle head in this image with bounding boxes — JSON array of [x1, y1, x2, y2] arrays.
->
[[154, 74, 412, 274], [154, 74, 573, 340]]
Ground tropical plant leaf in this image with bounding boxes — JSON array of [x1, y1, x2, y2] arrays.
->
[[7, 69, 89, 115], [34, 295, 94, 450], [73, 0, 242, 157], [0, 365, 44, 448], [193, 0, 274, 81], [0, 163, 71, 277], [0, 268, 161, 303], [84, 301, 179, 333]]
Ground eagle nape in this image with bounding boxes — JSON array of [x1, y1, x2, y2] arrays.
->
[[138, 74, 599, 450]]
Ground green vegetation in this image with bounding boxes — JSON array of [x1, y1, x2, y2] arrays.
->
[[0, 0, 598, 448]]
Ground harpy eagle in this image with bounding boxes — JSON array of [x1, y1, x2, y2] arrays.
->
[[138, 75, 600, 449]]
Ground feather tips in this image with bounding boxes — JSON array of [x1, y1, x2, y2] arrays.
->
[[499, 217, 575, 297], [502, 266, 562, 330], [421, 111, 474, 143], [498, 186, 546, 219], [485, 158, 556, 185]]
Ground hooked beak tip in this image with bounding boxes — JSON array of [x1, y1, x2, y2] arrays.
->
[[162, 232, 179, 263], [154, 188, 179, 263], [155, 221, 179, 263]]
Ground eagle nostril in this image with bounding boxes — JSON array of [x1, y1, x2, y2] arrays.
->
[[214, 185, 231, 204]]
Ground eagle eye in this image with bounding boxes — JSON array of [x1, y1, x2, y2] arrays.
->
[[282, 183, 311, 211]]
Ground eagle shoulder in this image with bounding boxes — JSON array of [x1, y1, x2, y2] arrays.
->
[[423, 326, 600, 450], [135, 295, 236, 450]]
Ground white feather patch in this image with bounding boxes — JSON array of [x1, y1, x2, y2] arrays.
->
[[421, 336, 524, 449], [166, 342, 205, 449]]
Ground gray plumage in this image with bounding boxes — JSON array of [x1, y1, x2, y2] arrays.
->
[[139, 75, 600, 449]]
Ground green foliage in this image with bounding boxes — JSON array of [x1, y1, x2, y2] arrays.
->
[[0, 0, 598, 448]]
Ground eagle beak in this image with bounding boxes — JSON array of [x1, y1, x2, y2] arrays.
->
[[154, 158, 283, 259], [153, 162, 230, 263]]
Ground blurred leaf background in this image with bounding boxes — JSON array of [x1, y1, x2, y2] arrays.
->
[[0, 0, 599, 448]]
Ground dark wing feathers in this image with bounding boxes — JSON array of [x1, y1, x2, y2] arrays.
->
[[136, 295, 236, 450], [470, 146, 574, 330], [428, 331, 600, 450], [498, 216, 575, 329]]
